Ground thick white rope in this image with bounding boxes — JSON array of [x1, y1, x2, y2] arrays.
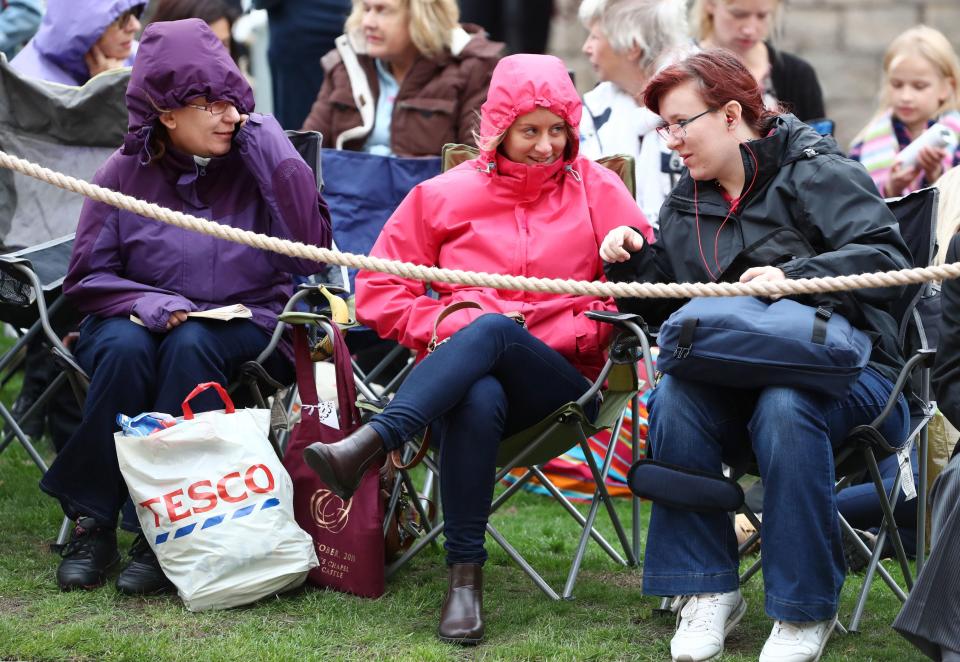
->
[[2, 149, 957, 299]]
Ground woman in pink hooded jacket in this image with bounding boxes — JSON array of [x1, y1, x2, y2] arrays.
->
[[303, 53, 652, 644]]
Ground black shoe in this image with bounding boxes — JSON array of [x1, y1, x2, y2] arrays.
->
[[57, 517, 120, 590], [116, 533, 175, 596], [843, 528, 878, 573]]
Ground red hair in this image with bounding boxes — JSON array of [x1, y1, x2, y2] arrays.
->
[[642, 49, 780, 134]]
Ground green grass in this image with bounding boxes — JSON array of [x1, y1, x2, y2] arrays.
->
[[0, 438, 926, 661], [0, 332, 925, 661]]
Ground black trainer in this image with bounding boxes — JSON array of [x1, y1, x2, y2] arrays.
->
[[116, 533, 174, 596], [57, 517, 120, 590]]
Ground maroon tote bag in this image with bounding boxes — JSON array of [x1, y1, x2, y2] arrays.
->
[[282, 322, 385, 598]]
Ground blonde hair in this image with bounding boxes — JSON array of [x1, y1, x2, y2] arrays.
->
[[878, 25, 960, 117], [472, 122, 578, 159], [578, 0, 690, 77], [345, 0, 459, 60], [691, 0, 780, 44]]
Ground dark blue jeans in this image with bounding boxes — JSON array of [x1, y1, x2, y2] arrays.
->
[[40, 316, 291, 529], [369, 314, 597, 565], [643, 367, 909, 622], [836, 446, 919, 556]]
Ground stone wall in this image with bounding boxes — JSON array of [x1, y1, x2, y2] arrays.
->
[[547, 0, 960, 148]]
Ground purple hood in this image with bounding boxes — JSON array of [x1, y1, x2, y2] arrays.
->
[[10, 0, 144, 86], [124, 19, 255, 160]]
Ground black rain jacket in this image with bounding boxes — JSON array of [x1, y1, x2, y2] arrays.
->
[[605, 114, 913, 384]]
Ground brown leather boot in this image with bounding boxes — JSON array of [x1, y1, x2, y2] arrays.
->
[[438, 563, 484, 645], [302, 425, 386, 501]]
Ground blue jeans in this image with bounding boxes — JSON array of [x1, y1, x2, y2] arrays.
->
[[643, 367, 909, 622], [40, 316, 291, 529], [369, 314, 597, 565], [836, 447, 919, 556]]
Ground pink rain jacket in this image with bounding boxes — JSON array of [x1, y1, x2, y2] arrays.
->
[[355, 54, 654, 380]]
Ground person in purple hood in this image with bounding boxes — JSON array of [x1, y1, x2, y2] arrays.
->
[[10, 0, 145, 86], [41, 18, 331, 595]]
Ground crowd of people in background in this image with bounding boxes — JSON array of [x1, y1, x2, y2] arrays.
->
[[1, 0, 960, 661]]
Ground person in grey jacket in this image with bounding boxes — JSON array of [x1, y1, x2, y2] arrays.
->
[[601, 50, 911, 662], [0, 0, 42, 59]]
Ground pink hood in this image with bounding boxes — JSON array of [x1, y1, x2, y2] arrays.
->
[[477, 53, 582, 165]]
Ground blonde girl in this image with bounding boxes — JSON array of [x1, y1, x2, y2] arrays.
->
[[850, 25, 960, 198]]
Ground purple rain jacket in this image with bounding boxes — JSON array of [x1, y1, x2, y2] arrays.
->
[[64, 19, 331, 351], [10, 0, 143, 86]]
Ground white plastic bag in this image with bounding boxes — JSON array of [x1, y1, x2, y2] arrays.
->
[[115, 382, 318, 611]]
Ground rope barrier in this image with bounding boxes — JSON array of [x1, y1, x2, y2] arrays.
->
[[1, 149, 956, 299]]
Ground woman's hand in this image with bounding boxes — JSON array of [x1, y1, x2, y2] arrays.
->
[[165, 310, 189, 331], [600, 226, 646, 263], [84, 44, 125, 77], [739, 266, 786, 299], [885, 161, 919, 197], [915, 145, 947, 184]]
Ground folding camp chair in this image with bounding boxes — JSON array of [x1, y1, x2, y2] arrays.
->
[[707, 187, 940, 634], [0, 57, 128, 249], [0, 235, 77, 469], [0, 130, 326, 545]]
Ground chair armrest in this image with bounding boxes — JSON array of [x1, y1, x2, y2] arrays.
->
[[585, 310, 647, 331], [848, 348, 936, 454]]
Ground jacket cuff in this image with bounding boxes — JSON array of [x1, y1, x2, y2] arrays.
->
[[132, 294, 196, 332]]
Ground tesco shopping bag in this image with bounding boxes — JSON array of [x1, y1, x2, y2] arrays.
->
[[115, 382, 318, 611]]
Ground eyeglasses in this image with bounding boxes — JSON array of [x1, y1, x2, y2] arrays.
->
[[111, 7, 143, 30], [655, 108, 717, 141], [184, 100, 235, 116]]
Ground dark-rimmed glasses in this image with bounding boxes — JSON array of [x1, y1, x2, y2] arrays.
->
[[655, 108, 717, 141], [111, 6, 143, 30], [184, 100, 234, 116]]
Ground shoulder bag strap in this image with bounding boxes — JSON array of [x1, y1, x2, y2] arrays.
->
[[391, 300, 484, 470]]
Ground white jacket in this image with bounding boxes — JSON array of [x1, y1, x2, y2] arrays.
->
[[579, 81, 683, 226]]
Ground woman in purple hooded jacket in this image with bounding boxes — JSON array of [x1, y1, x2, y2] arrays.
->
[[11, 0, 145, 86], [41, 18, 331, 595]]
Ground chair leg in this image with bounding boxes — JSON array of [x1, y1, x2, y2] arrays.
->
[[486, 522, 561, 601], [561, 433, 637, 599], [530, 465, 626, 564], [915, 403, 932, 574], [631, 394, 643, 561], [863, 447, 913, 588], [845, 450, 912, 633], [839, 516, 906, 601], [580, 431, 637, 564], [386, 520, 445, 578], [0, 401, 48, 472], [50, 515, 71, 552], [0, 371, 69, 455]]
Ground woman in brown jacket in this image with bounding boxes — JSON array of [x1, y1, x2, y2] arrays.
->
[[301, 0, 503, 156]]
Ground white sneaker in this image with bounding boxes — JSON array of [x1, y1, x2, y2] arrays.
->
[[758, 615, 838, 662], [670, 590, 746, 662]]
